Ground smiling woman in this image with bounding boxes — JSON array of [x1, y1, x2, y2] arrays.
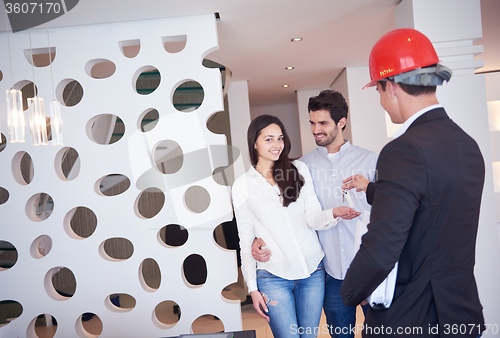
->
[[253, 123, 284, 168], [231, 114, 359, 338]]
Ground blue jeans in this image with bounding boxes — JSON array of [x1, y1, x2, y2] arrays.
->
[[257, 264, 325, 338], [324, 274, 356, 338]]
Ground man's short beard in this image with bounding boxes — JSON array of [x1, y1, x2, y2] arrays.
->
[[315, 134, 335, 147]]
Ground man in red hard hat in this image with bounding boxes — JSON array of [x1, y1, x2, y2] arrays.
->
[[341, 28, 485, 337]]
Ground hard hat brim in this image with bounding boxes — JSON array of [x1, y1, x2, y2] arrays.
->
[[362, 81, 377, 90]]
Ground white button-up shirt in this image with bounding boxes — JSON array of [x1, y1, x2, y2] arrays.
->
[[232, 160, 338, 292], [301, 141, 378, 279]]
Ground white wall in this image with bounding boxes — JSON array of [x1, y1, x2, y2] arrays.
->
[[250, 102, 302, 159], [0, 15, 241, 337], [485, 72, 500, 225], [227, 80, 252, 179]]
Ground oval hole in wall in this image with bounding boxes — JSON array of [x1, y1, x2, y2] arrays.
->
[[24, 47, 55, 67], [135, 187, 165, 219], [54, 147, 80, 181], [139, 258, 161, 292], [162, 35, 187, 53], [95, 174, 131, 196], [139, 108, 159, 132], [0, 133, 7, 152], [0, 70, 3, 82], [100, 238, 134, 261], [87, 114, 125, 145], [0, 300, 23, 327], [119, 39, 140, 58], [44, 267, 76, 300], [0, 241, 18, 271], [64, 206, 98, 239], [20, 152, 34, 184], [213, 220, 239, 250], [76, 312, 103, 337], [106, 293, 136, 312], [154, 301, 181, 327], [212, 165, 232, 186], [29, 314, 57, 338], [12, 151, 34, 185], [211, 145, 240, 186], [191, 314, 224, 334], [0, 187, 9, 205], [134, 66, 160, 95], [85, 59, 116, 79], [182, 254, 207, 286], [221, 283, 240, 301], [158, 224, 188, 247], [206, 110, 228, 135], [25, 193, 54, 222], [184, 185, 211, 213], [205, 59, 229, 99], [153, 140, 183, 174], [172, 80, 204, 112], [30, 235, 52, 258], [56, 79, 83, 107]]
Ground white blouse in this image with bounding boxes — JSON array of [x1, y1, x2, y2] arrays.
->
[[231, 160, 338, 292]]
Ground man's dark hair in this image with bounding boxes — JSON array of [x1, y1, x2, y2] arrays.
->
[[378, 80, 436, 96], [308, 90, 348, 131]]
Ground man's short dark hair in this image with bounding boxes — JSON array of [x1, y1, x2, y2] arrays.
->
[[378, 80, 436, 96], [308, 90, 348, 131]]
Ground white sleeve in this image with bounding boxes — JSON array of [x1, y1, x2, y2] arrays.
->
[[368, 152, 379, 182], [296, 161, 339, 231], [231, 178, 258, 293]]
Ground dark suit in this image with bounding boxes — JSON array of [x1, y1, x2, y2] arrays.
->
[[341, 108, 485, 337]]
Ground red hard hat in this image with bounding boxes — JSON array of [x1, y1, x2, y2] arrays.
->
[[364, 28, 440, 89]]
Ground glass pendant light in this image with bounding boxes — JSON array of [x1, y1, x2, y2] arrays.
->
[[28, 96, 48, 146], [5, 30, 26, 143], [50, 99, 63, 145], [27, 30, 48, 146], [6, 89, 25, 143]]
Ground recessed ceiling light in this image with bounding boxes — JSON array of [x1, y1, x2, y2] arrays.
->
[[291, 37, 303, 42], [283, 84, 289, 88], [286, 66, 294, 70]]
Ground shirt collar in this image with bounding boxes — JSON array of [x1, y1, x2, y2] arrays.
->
[[392, 104, 442, 139], [318, 139, 351, 155]]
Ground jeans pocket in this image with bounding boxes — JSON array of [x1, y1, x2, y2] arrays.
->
[[256, 269, 274, 279]]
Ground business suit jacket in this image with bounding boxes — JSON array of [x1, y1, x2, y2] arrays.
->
[[341, 108, 485, 337]]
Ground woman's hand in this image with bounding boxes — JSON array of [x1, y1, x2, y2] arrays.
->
[[252, 238, 271, 262], [250, 290, 270, 322], [333, 206, 361, 220]]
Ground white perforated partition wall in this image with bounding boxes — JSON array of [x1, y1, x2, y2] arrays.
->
[[0, 14, 242, 337]]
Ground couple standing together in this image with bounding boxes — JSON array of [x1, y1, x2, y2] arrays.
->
[[231, 28, 485, 338]]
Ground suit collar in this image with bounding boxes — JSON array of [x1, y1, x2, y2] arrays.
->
[[408, 107, 448, 130]]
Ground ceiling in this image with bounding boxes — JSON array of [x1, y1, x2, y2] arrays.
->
[[0, 0, 498, 106]]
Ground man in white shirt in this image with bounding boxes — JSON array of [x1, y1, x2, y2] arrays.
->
[[253, 90, 377, 338]]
